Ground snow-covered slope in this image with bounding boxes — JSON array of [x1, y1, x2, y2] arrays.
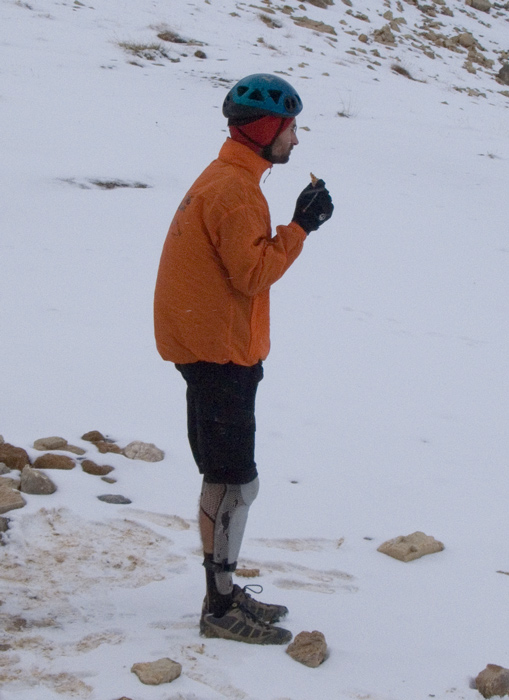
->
[[0, 0, 508, 698]]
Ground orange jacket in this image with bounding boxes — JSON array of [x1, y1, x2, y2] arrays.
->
[[154, 138, 307, 366]]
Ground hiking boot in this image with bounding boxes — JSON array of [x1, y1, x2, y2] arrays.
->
[[200, 601, 292, 645], [232, 584, 289, 624]]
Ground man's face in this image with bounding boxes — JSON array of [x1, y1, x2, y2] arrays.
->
[[269, 119, 299, 164]]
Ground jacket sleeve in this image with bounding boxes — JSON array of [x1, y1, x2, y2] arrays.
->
[[214, 203, 307, 297]]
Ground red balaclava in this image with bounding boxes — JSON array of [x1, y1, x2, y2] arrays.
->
[[229, 115, 294, 156]]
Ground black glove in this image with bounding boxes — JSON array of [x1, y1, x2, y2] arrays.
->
[[292, 178, 334, 234]]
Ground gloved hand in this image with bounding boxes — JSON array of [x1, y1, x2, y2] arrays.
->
[[292, 178, 334, 234]]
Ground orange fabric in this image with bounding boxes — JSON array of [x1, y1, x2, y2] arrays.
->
[[154, 138, 307, 366]]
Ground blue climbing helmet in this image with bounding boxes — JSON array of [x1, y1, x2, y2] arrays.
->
[[223, 73, 303, 123]]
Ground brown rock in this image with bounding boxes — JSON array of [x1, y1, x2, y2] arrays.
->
[[0, 482, 26, 514], [33, 454, 75, 470], [0, 444, 31, 471], [305, 0, 331, 8], [286, 630, 328, 667], [131, 658, 182, 685], [467, 0, 491, 11], [236, 568, 261, 578], [373, 25, 396, 45], [293, 16, 337, 34], [64, 444, 87, 455], [33, 436, 68, 451], [457, 32, 476, 48], [81, 430, 106, 443], [81, 460, 114, 476], [475, 664, 509, 698], [0, 477, 20, 490], [498, 64, 509, 85], [95, 441, 122, 454], [33, 437, 86, 456], [378, 531, 444, 562], [20, 466, 57, 495]]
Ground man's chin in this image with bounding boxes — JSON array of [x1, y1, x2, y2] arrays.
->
[[271, 152, 291, 165]]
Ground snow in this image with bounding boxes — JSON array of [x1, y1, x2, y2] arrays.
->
[[1, 0, 508, 697]]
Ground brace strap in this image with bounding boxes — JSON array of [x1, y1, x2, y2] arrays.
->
[[202, 558, 237, 574]]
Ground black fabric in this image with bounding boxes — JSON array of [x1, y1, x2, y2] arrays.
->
[[203, 553, 234, 616], [176, 361, 263, 485]]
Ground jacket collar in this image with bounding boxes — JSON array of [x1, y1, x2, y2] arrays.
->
[[218, 138, 271, 182]]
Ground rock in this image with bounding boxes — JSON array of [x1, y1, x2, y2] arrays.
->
[[286, 630, 328, 667], [498, 63, 509, 85], [123, 441, 164, 462], [306, 0, 332, 8], [101, 476, 117, 484], [0, 482, 26, 514], [457, 32, 476, 48], [0, 444, 31, 471], [95, 441, 122, 454], [81, 430, 106, 443], [0, 463, 10, 475], [0, 516, 9, 544], [81, 460, 114, 476], [378, 531, 444, 562], [33, 454, 75, 470], [236, 568, 261, 578], [0, 477, 20, 490], [20, 466, 57, 495], [373, 25, 396, 45], [97, 494, 132, 504], [467, 0, 492, 11], [475, 664, 509, 698], [33, 437, 86, 455], [293, 16, 337, 34], [64, 444, 86, 455], [33, 436, 68, 451], [131, 658, 182, 685]]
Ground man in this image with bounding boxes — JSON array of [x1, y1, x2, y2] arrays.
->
[[154, 74, 333, 645]]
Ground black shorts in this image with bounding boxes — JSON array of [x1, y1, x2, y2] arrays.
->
[[176, 361, 263, 485]]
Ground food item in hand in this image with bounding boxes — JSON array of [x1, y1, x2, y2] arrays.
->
[[310, 172, 319, 187]]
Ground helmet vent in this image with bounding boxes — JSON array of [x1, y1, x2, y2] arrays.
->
[[237, 86, 249, 97], [284, 96, 297, 112], [268, 89, 282, 104], [248, 88, 264, 102]]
